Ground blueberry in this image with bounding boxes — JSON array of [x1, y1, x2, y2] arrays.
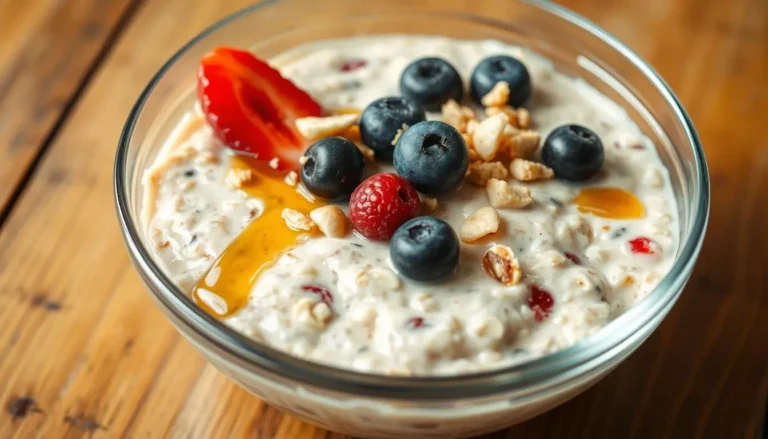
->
[[470, 55, 532, 107], [359, 97, 426, 161], [541, 124, 604, 182], [390, 216, 460, 282], [393, 121, 469, 194], [399, 57, 464, 111], [301, 137, 365, 200]]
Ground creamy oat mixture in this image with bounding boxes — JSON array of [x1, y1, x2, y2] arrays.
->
[[143, 36, 678, 375]]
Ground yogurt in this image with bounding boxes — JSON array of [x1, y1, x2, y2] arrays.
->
[[142, 35, 678, 376]]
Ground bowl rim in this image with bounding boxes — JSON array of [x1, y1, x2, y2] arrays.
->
[[114, 0, 709, 400]]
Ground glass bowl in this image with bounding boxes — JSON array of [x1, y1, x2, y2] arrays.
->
[[114, 0, 709, 437]]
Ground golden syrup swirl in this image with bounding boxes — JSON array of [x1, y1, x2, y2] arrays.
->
[[574, 187, 645, 219], [193, 157, 320, 317]]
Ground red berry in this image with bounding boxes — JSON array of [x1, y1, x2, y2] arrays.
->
[[527, 285, 554, 322], [197, 47, 323, 169], [406, 317, 425, 329], [301, 285, 333, 304], [349, 173, 420, 241], [340, 59, 367, 72], [564, 252, 581, 264], [628, 237, 656, 254]]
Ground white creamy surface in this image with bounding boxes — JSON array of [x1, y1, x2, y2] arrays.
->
[[144, 35, 679, 375]]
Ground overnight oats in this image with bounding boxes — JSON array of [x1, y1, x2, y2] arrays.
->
[[142, 35, 678, 376]]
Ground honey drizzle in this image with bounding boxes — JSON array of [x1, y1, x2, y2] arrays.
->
[[574, 187, 645, 219], [193, 156, 320, 317]]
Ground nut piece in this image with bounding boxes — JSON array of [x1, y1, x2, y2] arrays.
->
[[292, 298, 333, 329], [295, 113, 359, 140], [354, 142, 375, 161], [481, 81, 511, 107], [472, 114, 508, 161], [282, 208, 314, 231], [355, 267, 401, 290], [472, 316, 505, 342], [485, 106, 518, 126], [331, 107, 363, 116], [225, 168, 254, 189], [269, 157, 280, 169], [391, 123, 409, 145], [466, 119, 480, 136], [516, 108, 531, 129], [441, 99, 475, 132], [460, 207, 501, 243], [299, 156, 309, 165], [482, 244, 522, 286], [510, 158, 554, 181], [504, 130, 540, 159], [309, 205, 347, 237], [311, 302, 333, 325], [461, 133, 474, 149], [284, 170, 299, 186], [486, 178, 533, 208], [340, 125, 362, 143], [422, 197, 439, 211], [466, 161, 508, 186], [195, 150, 219, 165]]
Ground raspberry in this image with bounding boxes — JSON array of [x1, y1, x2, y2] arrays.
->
[[301, 285, 333, 304], [340, 59, 367, 72], [527, 285, 554, 322], [628, 237, 656, 254], [564, 252, 581, 264], [349, 173, 420, 241], [406, 317, 425, 329]]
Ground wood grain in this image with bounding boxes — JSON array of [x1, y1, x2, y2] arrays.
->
[[0, 0, 139, 219], [0, 0, 766, 438]]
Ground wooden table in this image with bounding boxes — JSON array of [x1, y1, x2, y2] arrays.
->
[[0, 0, 765, 437]]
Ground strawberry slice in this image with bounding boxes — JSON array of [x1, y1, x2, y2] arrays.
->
[[197, 47, 323, 169]]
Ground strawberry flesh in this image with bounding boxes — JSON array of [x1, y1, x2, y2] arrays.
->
[[197, 47, 323, 170], [628, 237, 656, 254]]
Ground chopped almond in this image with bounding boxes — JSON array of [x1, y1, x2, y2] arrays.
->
[[391, 123, 409, 145], [504, 130, 540, 159], [354, 142, 375, 161], [485, 106, 518, 126], [472, 114, 508, 161], [510, 158, 554, 181], [481, 81, 511, 107], [460, 207, 501, 243], [482, 244, 522, 286], [422, 197, 439, 211], [516, 108, 532, 128], [486, 178, 533, 208], [284, 171, 299, 186], [309, 206, 347, 237], [441, 99, 476, 132], [295, 113, 359, 140], [282, 208, 314, 231], [466, 161, 508, 186], [225, 168, 254, 189]]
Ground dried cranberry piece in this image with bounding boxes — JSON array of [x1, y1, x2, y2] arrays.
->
[[628, 237, 656, 254], [340, 59, 367, 72], [406, 317, 425, 329], [564, 252, 581, 265], [527, 285, 554, 322], [301, 285, 333, 304]]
